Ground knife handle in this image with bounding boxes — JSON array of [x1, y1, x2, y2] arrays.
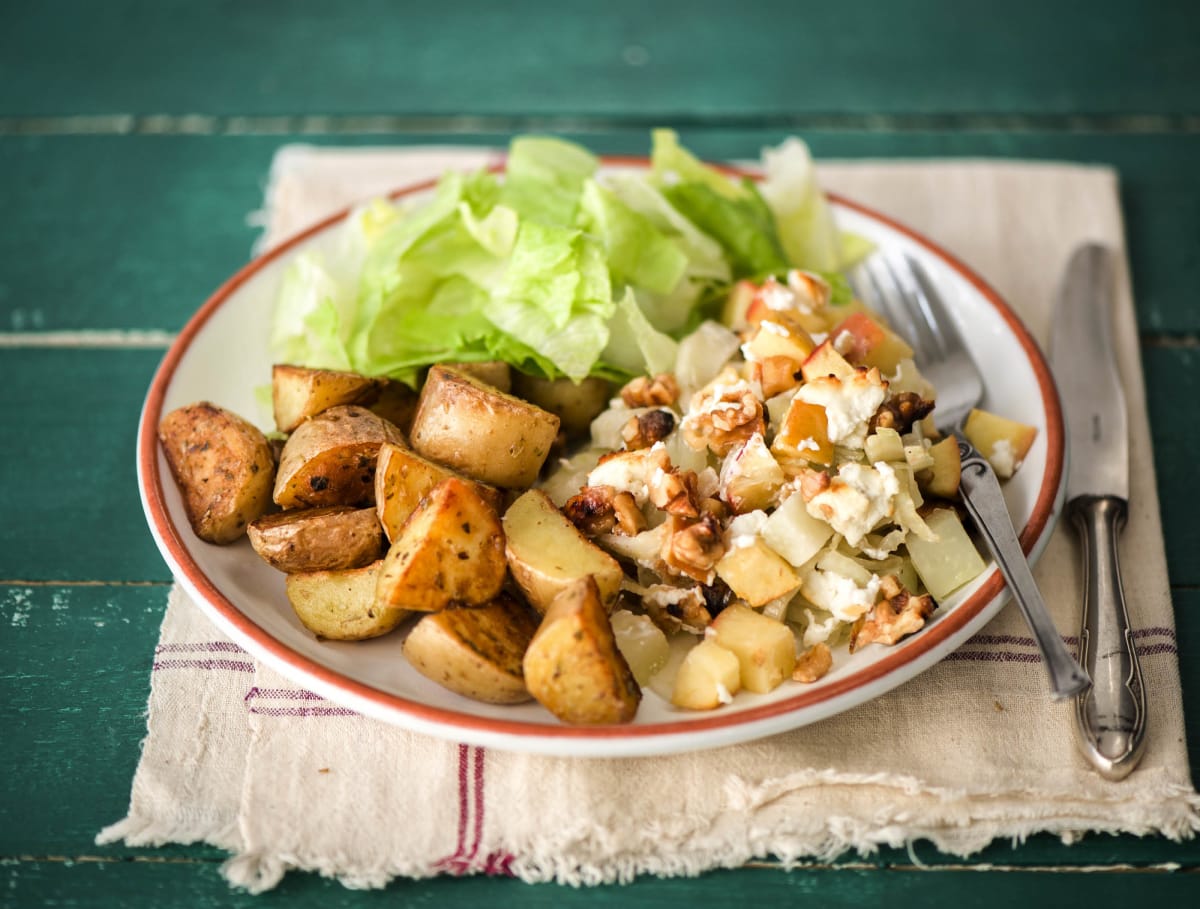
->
[[1069, 495, 1147, 780], [955, 437, 1092, 698]]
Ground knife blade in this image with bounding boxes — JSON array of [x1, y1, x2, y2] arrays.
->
[[1049, 243, 1147, 780]]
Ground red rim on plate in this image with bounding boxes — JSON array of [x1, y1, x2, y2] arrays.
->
[[138, 156, 1065, 748]]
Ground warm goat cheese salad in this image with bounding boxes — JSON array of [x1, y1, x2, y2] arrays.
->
[[160, 131, 1041, 723]]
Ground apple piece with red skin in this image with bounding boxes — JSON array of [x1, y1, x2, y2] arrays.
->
[[799, 339, 856, 383], [827, 311, 914, 374]]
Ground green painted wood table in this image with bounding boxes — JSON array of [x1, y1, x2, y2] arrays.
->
[[3, 2, 1199, 904]]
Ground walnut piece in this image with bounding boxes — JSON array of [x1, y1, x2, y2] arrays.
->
[[792, 642, 833, 683], [563, 485, 645, 537], [870, 392, 935, 434], [611, 490, 646, 536], [641, 583, 713, 635], [681, 379, 765, 457], [621, 409, 676, 450], [849, 575, 935, 652], [621, 373, 679, 408], [661, 513, 726, 584], [648, 467, 701, 517]]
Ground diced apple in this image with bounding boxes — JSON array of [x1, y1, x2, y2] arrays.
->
[[918, 436, 962, 498], [799, 339, 856, 382], [750, 355, 804, 399], [761, 492, 834, 568], [741, 317, 816, 366], [962, 409, 1037, 479], [610, 610, 671, 686], [722, 279, 760, 330], [828, 311, 915, 374], [715, 538, 802, 607], [708, 603, 797, 693], [906, 507, 986, 599], [771, 398, 835, 469], [671, 639, 742, 710], [720, 433, 786, 514]]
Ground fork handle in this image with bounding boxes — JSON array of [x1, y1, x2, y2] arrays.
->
[[954, 436, 1092, 699]]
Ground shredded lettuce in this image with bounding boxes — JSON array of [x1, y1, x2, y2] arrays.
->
[[271, 131, 855, 386]]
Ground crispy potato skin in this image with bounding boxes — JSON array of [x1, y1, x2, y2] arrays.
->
[[403, 593, 539, 704], [158, 401, 275, 544], [247, 505, 384, 572], [375, 441, 503, 543], [522, 577, 641, 725], [511, 373, 612, 438], [409, 366, 560, 489], [273, 405, 405, 509], [375, 477, 507, 612], [503, 489, 624, 614], [285, 561, 409, 641], [271, 365, 387, 434]]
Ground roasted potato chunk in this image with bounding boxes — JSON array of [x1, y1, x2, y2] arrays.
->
[[511, 373, 612, 438], [375, 441, 503, 543], [368, 379, 420, 435], [402, 593, 539, 704], [375, 477, 506, 612], [271, 364, 387, 434], [273, 405, 405, 509], [503, 489, 624, 614], [522, 577, 641, 725], [442, 360, 512, 392], [285, 560, 409, 641], [158, 401, 275, 544], [409, 365, 560, 488], [247, 505, 384, 573]]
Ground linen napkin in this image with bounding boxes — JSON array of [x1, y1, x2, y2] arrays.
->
[[100, 146, 1200, 891]]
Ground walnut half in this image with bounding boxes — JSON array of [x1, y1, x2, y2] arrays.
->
[[792, 642, 833, 683], [849, 575, 935, 652], [661, 513, 726, 584], [620, 373, 679, 408], [681, 378, 765, 457]]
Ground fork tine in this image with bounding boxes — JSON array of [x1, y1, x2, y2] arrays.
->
[[869, 254, 941, 362], [903, 252, 968, 360]]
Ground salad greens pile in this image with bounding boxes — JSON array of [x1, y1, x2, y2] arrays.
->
[[271, 130, 861, 387]]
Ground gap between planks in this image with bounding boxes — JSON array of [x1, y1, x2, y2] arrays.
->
[[1, 112, 1199, 137]]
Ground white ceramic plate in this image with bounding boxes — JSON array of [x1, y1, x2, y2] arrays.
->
[[138, 158, 1065, 758]]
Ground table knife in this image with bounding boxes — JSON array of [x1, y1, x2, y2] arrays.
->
[[1050, 243, 1147, 780]]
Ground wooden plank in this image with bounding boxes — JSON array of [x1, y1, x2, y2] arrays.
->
[[2, 1, 1198, 119], [1, 348, 170, 583], [1144, 344, 1200, 591], [3, 584, 1198, 865], [1, 133, 1198, 336]]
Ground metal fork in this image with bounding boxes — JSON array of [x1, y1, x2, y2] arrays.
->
[[853, 251, 1091, 699]]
